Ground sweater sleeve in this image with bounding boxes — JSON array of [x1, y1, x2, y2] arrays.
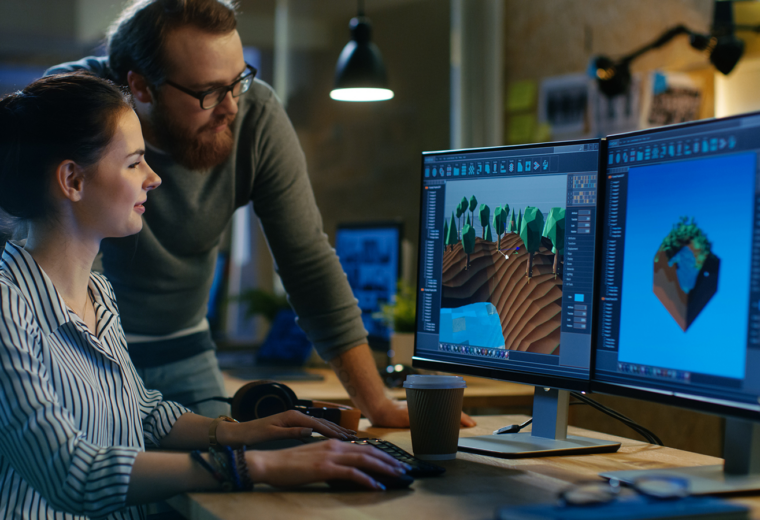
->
[[0, 282, 139, 516], [247, 84, 368, 361]]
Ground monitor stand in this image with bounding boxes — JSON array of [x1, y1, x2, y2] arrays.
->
[[600, 418, 760, 494], [457, 387, 621, 458]]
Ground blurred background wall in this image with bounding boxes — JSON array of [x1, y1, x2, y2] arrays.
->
[[2, 0, 760, 343]]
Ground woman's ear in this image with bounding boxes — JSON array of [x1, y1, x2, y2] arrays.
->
[[55, 160, 86, 202], [127, 71, 154, 104]]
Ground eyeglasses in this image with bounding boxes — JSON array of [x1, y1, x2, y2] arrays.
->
[[559, 476, 689, 507], [164, 63, 257, 110]]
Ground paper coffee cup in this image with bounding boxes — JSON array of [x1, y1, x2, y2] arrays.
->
[[404, 375, 466, 460]]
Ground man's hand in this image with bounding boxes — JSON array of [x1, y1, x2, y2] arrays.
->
[[370, 398, 477, 428]]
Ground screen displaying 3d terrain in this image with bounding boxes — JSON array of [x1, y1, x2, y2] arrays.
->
[[439, 176, 568, 354], [618, 153, 755, 380]]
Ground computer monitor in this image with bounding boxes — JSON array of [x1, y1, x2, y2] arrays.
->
[[335, 222, 402, 352], [413, 139, 620, 457], [594, 112, 760, 493]]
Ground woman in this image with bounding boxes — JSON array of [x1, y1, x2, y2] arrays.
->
[[0, 73, 407, 519]]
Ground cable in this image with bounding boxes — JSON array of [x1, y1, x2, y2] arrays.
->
[[571, 392, 663, 446], [493, 396, 663, 446]]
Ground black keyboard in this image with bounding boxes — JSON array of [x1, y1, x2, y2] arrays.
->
[[249, 436, 446, 478], [344, 438, 446, 478]]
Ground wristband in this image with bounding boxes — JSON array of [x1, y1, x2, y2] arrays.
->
[[209, 415, 238, 447], [190, 450, 233, 491]]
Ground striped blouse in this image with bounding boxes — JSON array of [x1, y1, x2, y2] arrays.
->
[[0, 241, 191, 519]]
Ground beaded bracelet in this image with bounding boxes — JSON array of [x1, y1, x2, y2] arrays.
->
[[208, 446, 253, 491], [190, 450, 233, 491]]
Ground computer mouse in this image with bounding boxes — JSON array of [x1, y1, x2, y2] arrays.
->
[[328, 471, 414, 491]]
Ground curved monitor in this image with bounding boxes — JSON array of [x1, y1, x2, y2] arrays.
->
[[412, 139, 604, 392], [593, 112, 760, 421]]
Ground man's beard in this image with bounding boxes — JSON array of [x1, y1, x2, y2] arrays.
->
[[147, 98, 236, 171]]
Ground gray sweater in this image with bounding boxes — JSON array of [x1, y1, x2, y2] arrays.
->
[[46, 57, 367, 361]]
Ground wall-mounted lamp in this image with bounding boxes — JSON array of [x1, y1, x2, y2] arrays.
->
[[330, 0, 394, 102], [591, 1, 745, 98]]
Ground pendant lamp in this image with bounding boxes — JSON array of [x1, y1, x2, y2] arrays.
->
[[330, 0, 394, 102]]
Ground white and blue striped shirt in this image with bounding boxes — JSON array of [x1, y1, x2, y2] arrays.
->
[[0, 241, 191, 519]]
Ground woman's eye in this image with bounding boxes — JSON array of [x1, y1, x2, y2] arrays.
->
[[129, 161, 140, 169]]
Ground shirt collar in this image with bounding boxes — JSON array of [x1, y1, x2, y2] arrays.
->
[[0, 241, 118, 338], [1, 241, 70, 336]]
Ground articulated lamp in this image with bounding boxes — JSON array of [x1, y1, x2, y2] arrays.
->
[[330, 1, 394, 102], [591, 1, 745, 98]]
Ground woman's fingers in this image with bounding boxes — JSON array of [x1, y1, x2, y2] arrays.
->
[[322, 440, 408, 472], [279, 410, 355, 439]]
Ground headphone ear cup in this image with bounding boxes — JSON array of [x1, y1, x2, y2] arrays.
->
[[231, 381, 297, 422]]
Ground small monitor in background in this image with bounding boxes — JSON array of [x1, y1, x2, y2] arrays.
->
[[335, 222, 402, 353]]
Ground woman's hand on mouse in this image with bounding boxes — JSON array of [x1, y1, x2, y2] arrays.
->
[[247, 439, 410, 490]]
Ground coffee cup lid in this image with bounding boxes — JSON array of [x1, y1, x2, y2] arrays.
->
[[403, 374, 467, 389]]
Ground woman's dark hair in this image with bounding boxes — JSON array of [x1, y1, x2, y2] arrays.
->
[[107, 0, 238, 87], [0, 72, 133, 223]]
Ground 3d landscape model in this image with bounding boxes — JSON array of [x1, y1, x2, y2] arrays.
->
[[653, 216, 720, 331], [441, 202, 565, 354]]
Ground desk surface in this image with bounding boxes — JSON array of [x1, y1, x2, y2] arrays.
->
[[223, 368, 534, 410], [167, 415, 760, 520]]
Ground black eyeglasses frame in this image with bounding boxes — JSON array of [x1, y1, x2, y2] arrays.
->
[[163, 63, 257, 110]]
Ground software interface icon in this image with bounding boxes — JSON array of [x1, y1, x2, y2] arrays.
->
[[414, 141, 603, 387]]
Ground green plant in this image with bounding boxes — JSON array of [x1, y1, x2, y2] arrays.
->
[[655, 216, 713, 269], [235, 288, 289, 324], [376, 280, 417, 333]]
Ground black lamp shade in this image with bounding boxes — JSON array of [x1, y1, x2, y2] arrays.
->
[[331, 17, 393, 101]]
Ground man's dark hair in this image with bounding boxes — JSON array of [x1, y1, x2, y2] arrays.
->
[[0, 72, 132, 223], [107, 0, 238, 87]]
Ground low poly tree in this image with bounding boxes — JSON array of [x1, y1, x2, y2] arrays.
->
[[493, 206, 506, 250], [542, 207, 565, 278], [461, 223, 476, 270], [484, 223, 493, 242], [503, 204, 510, 226], [458, 196, 468, 234], [517, 208, 523, 235], [468, 195, 478, 229], [479, 204, 491, 239], [443, 218, 449, 248], [520, 206, 545, 279], [509, 208, 517, 234], [455, 201, 465, 238], [446, 211, 458, 251]]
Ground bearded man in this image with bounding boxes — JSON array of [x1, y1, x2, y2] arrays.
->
[[48, 0, 475, 428]]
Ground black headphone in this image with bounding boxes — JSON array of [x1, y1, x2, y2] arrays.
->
[[192, 380, 361, 431]]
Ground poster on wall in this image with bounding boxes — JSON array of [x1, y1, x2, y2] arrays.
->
[[640, 71, 704, 128], [537, 73, 590, 137]]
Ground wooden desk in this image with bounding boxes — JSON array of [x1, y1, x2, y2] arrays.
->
[[223, 368, 534, 412], [167, 415, 760, 519]]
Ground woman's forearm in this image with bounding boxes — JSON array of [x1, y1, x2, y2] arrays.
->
[[158, 412, 241, 450], [125, 450, 221, 505]]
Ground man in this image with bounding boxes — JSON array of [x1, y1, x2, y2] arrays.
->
[[48, 0, 475, 427]]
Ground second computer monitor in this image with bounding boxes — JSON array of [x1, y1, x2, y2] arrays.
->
[[413, 140, 603, 390]]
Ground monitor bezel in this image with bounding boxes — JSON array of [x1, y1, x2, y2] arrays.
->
[[590, 111, 760, 421], [335, 220, 404, 352], [412, 138, 606, 393]]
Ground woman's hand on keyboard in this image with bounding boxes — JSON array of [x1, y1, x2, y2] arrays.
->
[[228, 410, 357, 445], [247, 439, 409, 490]]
